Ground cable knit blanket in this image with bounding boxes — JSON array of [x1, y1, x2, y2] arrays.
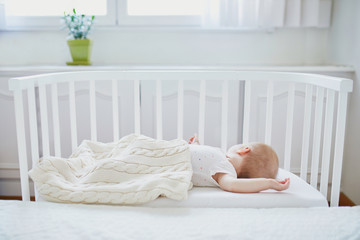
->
[[29, 134, 193, 205]]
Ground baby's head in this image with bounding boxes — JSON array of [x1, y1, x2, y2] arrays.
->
[[227, 142, 278, 179]]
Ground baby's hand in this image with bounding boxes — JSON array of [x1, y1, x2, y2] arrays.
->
[[269, 178, 290, 191]]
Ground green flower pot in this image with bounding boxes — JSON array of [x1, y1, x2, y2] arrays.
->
[[66, 39, 93, 65]]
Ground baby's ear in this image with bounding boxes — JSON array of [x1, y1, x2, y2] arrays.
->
[[236, 146, 250, 155]]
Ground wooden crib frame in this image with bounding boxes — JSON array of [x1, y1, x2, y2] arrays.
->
[[8, 71, 353, 207]]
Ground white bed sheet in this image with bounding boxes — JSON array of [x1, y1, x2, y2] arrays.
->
[[144, 168, 329, 208], [0, 200, 359, 240]]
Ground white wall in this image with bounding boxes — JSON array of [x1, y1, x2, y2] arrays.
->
[[327, 0, 360, 204], [0, 28, 328, 66]]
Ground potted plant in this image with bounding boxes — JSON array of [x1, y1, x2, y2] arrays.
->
[[63, 9, 95, 65]]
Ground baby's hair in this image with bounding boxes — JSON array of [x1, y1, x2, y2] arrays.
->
[[237, 143, 278, 179]]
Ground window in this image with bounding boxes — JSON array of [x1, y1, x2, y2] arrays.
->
[[6, 0, 107, 16], [4, 0, 116, 27], [127, 0, 204, 16], [2, 0, 332, 29], [117, 0, 205, 26]]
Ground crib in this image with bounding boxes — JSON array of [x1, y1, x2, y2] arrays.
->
[[8, 70, 353, 207]]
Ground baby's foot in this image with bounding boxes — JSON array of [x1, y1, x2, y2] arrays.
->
[[188, 134, 200, 144]]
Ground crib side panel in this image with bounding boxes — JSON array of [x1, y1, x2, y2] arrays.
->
[[9, 71, 352, 206]]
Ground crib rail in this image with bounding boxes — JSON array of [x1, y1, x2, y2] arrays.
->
[[9, 71, 353, 207], [9, 71, 353, 92]]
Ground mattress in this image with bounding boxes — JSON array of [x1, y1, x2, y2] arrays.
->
[[0, 200, 359, 240], [144, 168, 329, 208], [37, 168, 328, 207]]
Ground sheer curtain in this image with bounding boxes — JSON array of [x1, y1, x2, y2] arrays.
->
[[202, 0, 332, 28], [0, 3, 5, 29]]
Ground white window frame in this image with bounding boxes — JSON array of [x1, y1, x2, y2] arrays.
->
[[116, 0, 203, 27], [5, 0, 117, 28]]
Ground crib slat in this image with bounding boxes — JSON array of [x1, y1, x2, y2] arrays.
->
[[242, 80, 251, 143], [28, 86, 41, 201], [177, 80, 184, 140], [27, 85, 39, 164], [199, 80, 206, 144], [310, 86, 325, 189], [265, 81, 274, 145], [221, 80, 229, 152], [14, 90, 30, 201], [39, 85, 50, 157], [156, 80, 163, 140], [134, 79, 141, 135], [51, 83, 61, 157], [300, 84, 313, 181], [69, 81, 78, 150], [320, 89, 335, 198], [331, 92, 348, 207], [89, 80, 97, 142], [284, 83, 295, 171], [112, 80, 119, 141]]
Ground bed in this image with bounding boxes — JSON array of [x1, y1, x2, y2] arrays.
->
[[4, 70, 359, 238], [1, 200, 359, 239]]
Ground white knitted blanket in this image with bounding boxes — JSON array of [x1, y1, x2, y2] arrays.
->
[[29, 134, 193, 205]]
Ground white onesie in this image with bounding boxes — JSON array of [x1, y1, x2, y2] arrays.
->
[[189, 144, 237, 187]]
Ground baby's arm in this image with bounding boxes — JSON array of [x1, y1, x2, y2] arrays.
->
[[213, 173, 290, 193]]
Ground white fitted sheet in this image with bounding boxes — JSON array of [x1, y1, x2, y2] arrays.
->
[[37, 168, 328, 207], [144, 168, 329, 208]]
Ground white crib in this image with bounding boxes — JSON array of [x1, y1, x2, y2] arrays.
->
[[8, 70, 353, 207]]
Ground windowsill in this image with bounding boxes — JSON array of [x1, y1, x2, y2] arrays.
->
[[1, 26, 329, 33], [0, 65, 355, 73]]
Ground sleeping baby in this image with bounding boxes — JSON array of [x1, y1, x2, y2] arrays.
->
[[188, 134, 290, 193]]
